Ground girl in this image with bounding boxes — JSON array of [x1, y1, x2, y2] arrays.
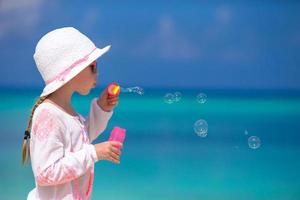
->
[[22, 27, 123, 200]]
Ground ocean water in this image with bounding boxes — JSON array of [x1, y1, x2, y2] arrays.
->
[[0, 88, 300, 200]]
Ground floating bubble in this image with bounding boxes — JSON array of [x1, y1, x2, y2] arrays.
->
[[194, 119, 208, 137], [121, 86, 144, 95], [244, 130, 248, 135], [131, 86, 144, 95], [164, 93, 175, 104], [197, 93, 207, 104], [121, 87, 132, 93], [174, 92, 182, 102], [248, 136, 261, 149]]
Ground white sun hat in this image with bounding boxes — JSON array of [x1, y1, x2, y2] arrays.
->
[[33, 27, 111, 97]]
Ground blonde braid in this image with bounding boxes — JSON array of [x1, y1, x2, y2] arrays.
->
[[22, 95, 49, 164]]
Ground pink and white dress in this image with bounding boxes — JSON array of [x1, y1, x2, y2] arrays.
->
[[27, 98, 113, 200]]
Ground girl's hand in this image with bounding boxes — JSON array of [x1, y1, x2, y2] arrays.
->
[[97, 88, 119, 112], [94, 141, 123, 164]]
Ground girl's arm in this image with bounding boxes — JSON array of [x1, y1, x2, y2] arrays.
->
[[84, 98, 113, 142], [31, 109, 98, 186], [35, 143, 97, 186]]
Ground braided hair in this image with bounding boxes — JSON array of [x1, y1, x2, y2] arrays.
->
[[22, 95, 49, 164]]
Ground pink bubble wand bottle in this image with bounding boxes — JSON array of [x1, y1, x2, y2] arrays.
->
[[108, 126, 126, 145]]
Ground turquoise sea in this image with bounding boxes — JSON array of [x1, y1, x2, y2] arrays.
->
[[0, 88, 300, 200]]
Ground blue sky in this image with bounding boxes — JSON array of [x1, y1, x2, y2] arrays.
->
[[0, 0, 300, 89]]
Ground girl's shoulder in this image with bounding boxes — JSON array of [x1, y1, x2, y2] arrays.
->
[[35, 101, 59, 113], [31, 102, 67, 139], [33, 102, 64, 123]]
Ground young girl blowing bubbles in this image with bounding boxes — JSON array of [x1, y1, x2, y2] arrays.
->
[[22, 27, 123, 200]]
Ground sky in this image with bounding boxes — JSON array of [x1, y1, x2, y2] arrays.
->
[[0, 0, 300, 90]]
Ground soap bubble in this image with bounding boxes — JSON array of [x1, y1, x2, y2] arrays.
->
[[174, 92, 182, 102], [244, 130, 249, 135], [164, 93, 175, 104], [194, 119, 208, 137], [121, 86, 144, 95], [197, 93, 207, 104], [248, 136, 261, 149], [132, 86, 144, 95]]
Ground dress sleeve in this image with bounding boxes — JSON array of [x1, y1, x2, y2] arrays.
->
[[30, 108, 98, 187], [84, 98, 113, 142]]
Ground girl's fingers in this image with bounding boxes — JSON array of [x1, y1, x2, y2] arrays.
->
[[109, 152, 120, 164], [107, 98, 119, 103], [109, 151, 120, 160], [107, 142, 122, 164], [107, 97, 119, 105], [107, 155, 118, 164], [109, 101, 118, 106], [108, 96, 119, 101], [110, 141, 123, 149], [111, 146, 121, 155]]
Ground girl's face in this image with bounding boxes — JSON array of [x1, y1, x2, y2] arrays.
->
[[71, 61, 98, 95]]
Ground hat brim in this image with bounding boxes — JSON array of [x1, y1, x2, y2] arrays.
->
[[40, 45, 111, 97]]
